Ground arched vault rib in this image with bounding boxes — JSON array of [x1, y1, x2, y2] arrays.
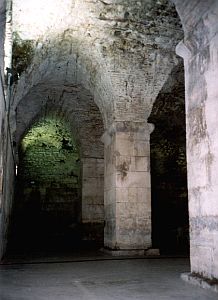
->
[[12, 0, 184, 129], [15, 83, 104, 160], [12, 35, 114, 129]]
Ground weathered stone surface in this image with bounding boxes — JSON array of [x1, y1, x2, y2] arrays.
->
[[11, 0, 182, 126], [82, 157, 104, 225], [103, 121, 152, 250], [11, 118, 82, 245], [0, 1, 217, 287], [8, 0, 183, 254], [175, 0, 218, 281], [0, 0, 14, 260]]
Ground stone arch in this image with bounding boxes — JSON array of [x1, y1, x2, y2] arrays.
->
[[12, 33, 115, 129], [14, 84, 104, 159], [12, 0, 184, 128], [10, 82, 105, 250], [9, 0, 190, 257]]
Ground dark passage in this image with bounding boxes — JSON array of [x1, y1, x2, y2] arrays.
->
[[7, 117, 88, 255], [149, 64, 189, 255]]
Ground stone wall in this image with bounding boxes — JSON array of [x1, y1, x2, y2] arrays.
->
[[14, 88, 105, 244], [0, 0, 216, 285], [0, 67, 5, 258], [174, 0, 218, 281], [0, 0, 15, 260], [0, 0, 6, 259], [10, 118, 82, 249], [0, 0, 6, 78]]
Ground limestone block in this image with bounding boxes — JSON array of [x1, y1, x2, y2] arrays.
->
[[127, 187, 138, 203], [189, 186, 218, 217], [201, 187, 218, 216], [116, 171, 150, 188], [187, 160, 211, 189], [115, 138, 134, 156], [116, 217, 151, 249], [130, 156, 150, 172], [131, 131, 149, 141], [116, 202, 150, 218], [205, 100, 218, 138], [116, 131, 132, 141], [116, 187, 128, 203], [136, 188, 151, 205], [117, 216, 151, 235], [190, 244, 213, 279], [188, 190, 202, 218], [209, 157, 218, 187], [133, 141, 150, 157]]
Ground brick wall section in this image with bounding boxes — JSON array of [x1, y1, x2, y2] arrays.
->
[[15, 118, 81, 240]]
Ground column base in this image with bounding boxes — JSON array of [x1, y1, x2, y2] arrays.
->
[[101, 248, 160, 257], [181, 273, 218, 293]]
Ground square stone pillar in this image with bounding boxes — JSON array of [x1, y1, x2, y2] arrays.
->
[[176, 19, 218, 280], [102, 121, 153, 254]]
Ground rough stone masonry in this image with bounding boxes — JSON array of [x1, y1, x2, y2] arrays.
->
[[11, 0, 182, 254], [0, 0, 217, 290]]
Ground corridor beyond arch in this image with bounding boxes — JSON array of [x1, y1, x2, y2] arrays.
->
[[9, 116, 84, 253]]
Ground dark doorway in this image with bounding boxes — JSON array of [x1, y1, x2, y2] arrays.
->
[[149, 63, 189, 255]]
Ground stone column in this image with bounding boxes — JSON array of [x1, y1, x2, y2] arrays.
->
[[81, 157, 104, 241], [102, 121, 153, 255], [176, 4, 218, 280]]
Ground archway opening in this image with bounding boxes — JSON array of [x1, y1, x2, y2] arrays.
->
[[8, 116, 83, 255], [149, 62, 189, 255]]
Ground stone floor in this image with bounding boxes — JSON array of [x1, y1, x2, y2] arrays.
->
[[0, 256, 216, 300]]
